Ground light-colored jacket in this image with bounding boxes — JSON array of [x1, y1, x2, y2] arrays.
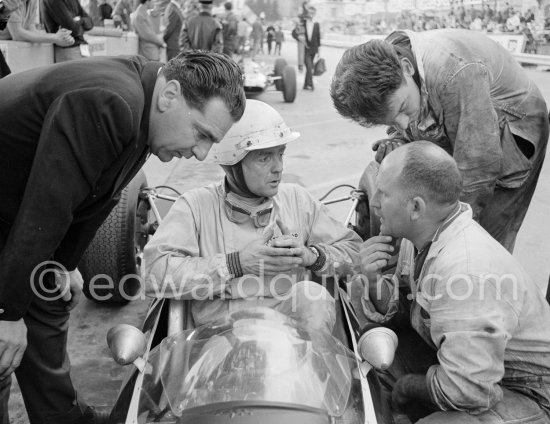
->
[[386, 29, 549, 219], [144, 181, 361, 325], [133, 6, 163, 61], [366, 203, 550, 413]]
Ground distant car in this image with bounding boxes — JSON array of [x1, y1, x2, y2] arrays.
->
[[240, 57, 297, 103]]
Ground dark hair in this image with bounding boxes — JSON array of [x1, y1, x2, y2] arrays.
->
[[330, 40, 404, 127], [398, 141, 462, 205], [139, 0, 148, 4], [163, 51, 246, 122], [224, 1, 232, 10]]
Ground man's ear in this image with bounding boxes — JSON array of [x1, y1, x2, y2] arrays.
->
[[409, 196, 426, 221], [157, 80, 181, 112], [401, 57, 415, 78]]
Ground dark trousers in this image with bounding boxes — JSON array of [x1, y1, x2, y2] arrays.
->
[[0, 225, 88, 424], [0, 295, 88, 424], [304, 50, 315, 88]]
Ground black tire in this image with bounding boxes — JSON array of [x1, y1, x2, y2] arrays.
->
[[274, 58, 287, 91], [80, 171, 149, 304], [282, 66, 297, 103]]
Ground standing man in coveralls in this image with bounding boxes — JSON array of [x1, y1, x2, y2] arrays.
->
[[0, 51, 245, 424]]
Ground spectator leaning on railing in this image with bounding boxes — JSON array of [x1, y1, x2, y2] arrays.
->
[[41, 0, 94, 62], [0, 0, 74, 47]]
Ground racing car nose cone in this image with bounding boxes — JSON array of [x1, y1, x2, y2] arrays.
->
[[107, 324, 147, 366], [357, 326, 398, 371]]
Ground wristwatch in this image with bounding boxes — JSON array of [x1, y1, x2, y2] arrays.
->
[[308, 246, 320, 264]]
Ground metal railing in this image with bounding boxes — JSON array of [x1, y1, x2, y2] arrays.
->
[[513, 52, 550, 66]]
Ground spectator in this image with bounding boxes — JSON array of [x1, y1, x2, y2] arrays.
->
[[0, 0, 23, 78], [266, 23, 274, 54], [0, 0, 74, 46], [236, 16, 249, 53], [250, 16, 263, 58], [291, 16, 306, 72], [133, 0, 165, 61], [112, 0, 135, 30], [98, 0, 113, 24], [274, 24, 284, 55], [220, 1, 238, 56], [42, 0, 94, 62], [179, 0, 223, 53], [163, 0, 184, 61], [301, 5, 320, 91]]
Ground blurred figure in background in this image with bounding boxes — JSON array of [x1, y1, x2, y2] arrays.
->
[[265, 23, 274, 54], [179, 0, 222, 53], [133, 0, 165, 61], [220, 1, 238, 56], [292, 15, 306, 72], [236, 15, 249, 53], [112, 0, 136, 30], [98, 0, 113, 25], [274, 25, 284, 55], [42, 0, 94, 62], [163, 0, 184, 60], [301, 5, 320, 91], [0, 0, 74, 46], [250, 15, 263, 58]]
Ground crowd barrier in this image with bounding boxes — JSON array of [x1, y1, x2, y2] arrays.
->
[[317, 31, 550, 67], [0, 31, 138, 75]]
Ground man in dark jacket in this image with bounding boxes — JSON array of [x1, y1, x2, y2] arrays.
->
[[221, 1, 238, 56], [163, 0, 184, 60], [41, 0, 94, 62], [293, 5, 320, 90], [0, 51, 245, 424], [179, 0, 222, 53]]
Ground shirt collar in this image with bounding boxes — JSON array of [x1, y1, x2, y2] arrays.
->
[[139, 60, 163, 148], [425, 202, 472, 261]]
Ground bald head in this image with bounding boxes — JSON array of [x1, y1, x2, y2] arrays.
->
[[383, 141, 462, 206]]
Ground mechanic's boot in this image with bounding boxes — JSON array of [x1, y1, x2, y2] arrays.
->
[[83, 406, 111, 424]]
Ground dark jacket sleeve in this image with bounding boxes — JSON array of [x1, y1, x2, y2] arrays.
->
[[0, 88, 136, 321], [42, 0, 93, 36], [163, 5, 178, 42]]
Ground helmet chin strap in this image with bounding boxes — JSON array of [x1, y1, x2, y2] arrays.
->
[[221, 162, 258, 198]]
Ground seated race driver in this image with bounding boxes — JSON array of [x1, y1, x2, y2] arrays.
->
[[143, 100, 361, 333]]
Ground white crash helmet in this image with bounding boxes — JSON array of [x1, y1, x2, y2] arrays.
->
[[209, 99, 300, 166]]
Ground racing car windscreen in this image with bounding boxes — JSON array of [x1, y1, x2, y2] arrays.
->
[[151, 307, 354, 418]]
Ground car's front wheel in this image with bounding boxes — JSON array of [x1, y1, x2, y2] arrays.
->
[[79, 171, 149, 304]]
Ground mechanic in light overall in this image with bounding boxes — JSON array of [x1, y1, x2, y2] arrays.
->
[[359, 141, 550, 423], [144, 100, 361, 333], [331, 29, 549, 252]]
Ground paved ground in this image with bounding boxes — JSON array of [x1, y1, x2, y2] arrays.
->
[[7, 40, 550, 422]]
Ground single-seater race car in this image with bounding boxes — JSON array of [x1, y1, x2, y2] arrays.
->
[[239, 57, 297, 103]]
